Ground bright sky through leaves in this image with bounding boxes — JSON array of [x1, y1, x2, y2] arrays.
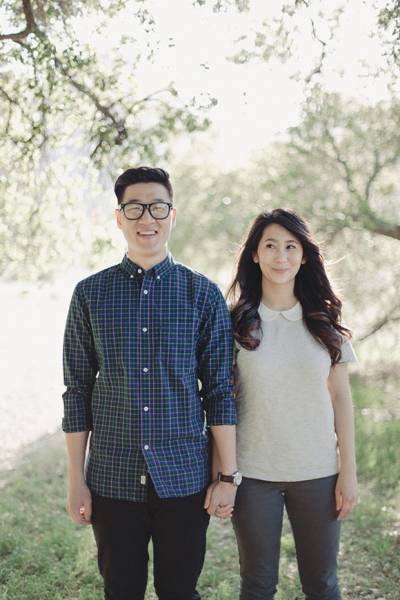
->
[[70, 0, 392, 168]]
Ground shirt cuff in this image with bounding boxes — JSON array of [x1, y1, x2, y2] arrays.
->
[[62, 416, 92, 433]]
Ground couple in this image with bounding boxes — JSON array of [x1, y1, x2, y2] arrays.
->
[[62, 166, 357, 600]]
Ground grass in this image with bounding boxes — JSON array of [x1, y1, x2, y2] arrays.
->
[[0, 377, 399, 599]]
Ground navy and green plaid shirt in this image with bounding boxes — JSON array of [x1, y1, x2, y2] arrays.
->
[[62, 254, 236, 501]]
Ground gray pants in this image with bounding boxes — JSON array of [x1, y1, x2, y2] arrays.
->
[[232, 475, 341, 600]]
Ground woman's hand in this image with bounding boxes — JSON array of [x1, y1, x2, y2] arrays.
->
[[335, 468, 358, 520], [204, 480, 235, 518]]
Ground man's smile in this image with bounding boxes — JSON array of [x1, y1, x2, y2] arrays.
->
[[137, 230, 158, 236]]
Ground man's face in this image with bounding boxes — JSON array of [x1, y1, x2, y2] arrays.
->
[[115, 182, 176, 266]]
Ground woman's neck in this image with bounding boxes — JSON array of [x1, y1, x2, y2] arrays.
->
[[261, 281, 297, 311]]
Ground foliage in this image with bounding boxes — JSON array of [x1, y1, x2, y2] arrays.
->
[[166, 89, 400, 343], [379, 0, 400, 66], [247, 90, 400, 343], [0, 378, 398, 598], [192, 0, 250, 12], [222, 0, 400, 88], [170, 160, 261, 283], [2, 0, 400, 300], [0, 0, 214, 281], [0, 0, 210, 167], [256, 90, 400, 241]]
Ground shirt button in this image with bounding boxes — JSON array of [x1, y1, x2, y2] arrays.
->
[[142, 327, 148, 333], [143, 289, 148, 295], [144, 444, 149, 450], [143, 367, 149, 373], [138, 268, 142, 274], [156, 275, 160, 280], [143, 406, 149, 412], [130, 274, 134, 279]]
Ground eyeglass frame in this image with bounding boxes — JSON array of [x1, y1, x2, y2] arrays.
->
[[119, 201, 173, 220]]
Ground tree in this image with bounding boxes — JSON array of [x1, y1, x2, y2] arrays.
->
[[163, 89, 400, 346], [378, 0, 400, 67], [0, 0, 210, 167], [256, 90, 400, 241], [0, 0, 213, 280], [249, 90, 400, 341], [210, 0, 400, 88]]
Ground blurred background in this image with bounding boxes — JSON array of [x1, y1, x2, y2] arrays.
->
[[0, 1, 399, 598]]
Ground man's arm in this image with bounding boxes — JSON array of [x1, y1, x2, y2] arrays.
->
[[197, 285, 237, 517], [205, 424, 237, 517], [62, 284, 98, 524], [66, 431, 92, 524]]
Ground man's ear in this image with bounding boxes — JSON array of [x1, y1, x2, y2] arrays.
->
[[170, 207, 177, 229], [115, 208, 122, 230]]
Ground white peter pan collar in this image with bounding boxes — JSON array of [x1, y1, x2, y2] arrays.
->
[[258, 301, 303, 322]]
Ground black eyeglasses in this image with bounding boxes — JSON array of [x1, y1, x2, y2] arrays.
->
[[119, 201, 173, 220]]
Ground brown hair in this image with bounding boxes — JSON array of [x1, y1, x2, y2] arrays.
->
[[227, 208, 351, 364]]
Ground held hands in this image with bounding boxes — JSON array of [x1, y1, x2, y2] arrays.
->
[[67, 480, 92, 525], [204, 480, 237, 519], [335, 468, 358, 520]]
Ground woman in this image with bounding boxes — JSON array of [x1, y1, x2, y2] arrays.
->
[[228, 209, 357, 600]]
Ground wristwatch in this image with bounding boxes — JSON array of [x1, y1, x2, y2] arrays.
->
[[217, 470, 242, 486]]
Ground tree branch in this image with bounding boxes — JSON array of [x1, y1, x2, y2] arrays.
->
[[358, 306, 400, 341], [324, 126, 360, 197], [304, 9, 327, 85], [0, 87, 13, 135], [296, 123, 400, 240], [364, 221, 400, 240], [0, 0, 39, 41], [0, 83, 33, 125], [53, 57, 128, 145], [364, 149, 382, 201], [364, 147, 400, 200]]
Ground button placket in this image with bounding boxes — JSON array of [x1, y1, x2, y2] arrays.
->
[[139, 274, 152, 457]]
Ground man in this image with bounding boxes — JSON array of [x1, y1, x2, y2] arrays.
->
[[62, 167, 240, 600]]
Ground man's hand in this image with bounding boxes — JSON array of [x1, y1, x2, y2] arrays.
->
[[204, 480, 237, 518], [67, 480, 92, 525]]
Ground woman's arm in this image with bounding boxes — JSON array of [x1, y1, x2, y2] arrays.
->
[[210, 437, 221, 481], [327, 363, 358, 520]]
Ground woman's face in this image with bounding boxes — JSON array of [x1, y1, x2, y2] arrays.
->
[[253, 223, 305, 288]]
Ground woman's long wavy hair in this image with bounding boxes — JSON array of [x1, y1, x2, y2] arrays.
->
[[227, 208, 351, 364]]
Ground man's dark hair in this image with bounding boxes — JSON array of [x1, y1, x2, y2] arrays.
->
[[114, 167, 173, 204]]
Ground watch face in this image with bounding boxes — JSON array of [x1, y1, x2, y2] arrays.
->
[[233, 472, 242, 486]]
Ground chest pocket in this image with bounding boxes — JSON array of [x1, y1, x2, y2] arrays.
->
[[158, 307, 198, 375]]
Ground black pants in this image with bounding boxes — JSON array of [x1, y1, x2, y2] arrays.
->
[[232, 475, 341, 600], [91, 480, 210, 600]]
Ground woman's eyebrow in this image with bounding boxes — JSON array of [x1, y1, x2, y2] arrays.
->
[[264, 237, 298, 243]]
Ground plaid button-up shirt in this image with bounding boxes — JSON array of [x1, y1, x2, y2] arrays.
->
[[62, 254, 236, 501]]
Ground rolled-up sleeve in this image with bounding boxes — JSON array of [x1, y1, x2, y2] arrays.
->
[[197, 286, 237, 426], [62, 284, 98, 432]]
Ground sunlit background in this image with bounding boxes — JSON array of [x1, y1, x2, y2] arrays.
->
[[1, 0, 399, 466], [1, 2, 399, 598]]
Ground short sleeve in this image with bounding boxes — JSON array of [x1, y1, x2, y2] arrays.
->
[[339, 339, 357, 364]]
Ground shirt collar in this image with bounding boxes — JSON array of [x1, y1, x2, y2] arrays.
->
[[258, 301, 303, 322], [120, 253, 175, 280]]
